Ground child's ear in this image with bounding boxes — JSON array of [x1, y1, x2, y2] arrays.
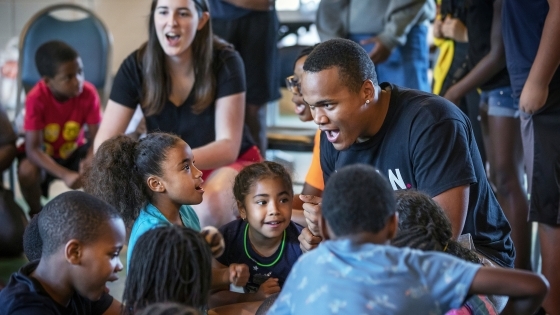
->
[[386, 212, 399, 240], [237, 201, 247, 220], [65, 239, 82, 265], [147, 175, 165, 193]]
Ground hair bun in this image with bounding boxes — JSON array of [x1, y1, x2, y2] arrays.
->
[[200, 226, 225, 258]]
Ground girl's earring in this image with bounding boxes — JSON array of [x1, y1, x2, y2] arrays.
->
[[365, 99, 370, 105], [242, 216, 247, 221]]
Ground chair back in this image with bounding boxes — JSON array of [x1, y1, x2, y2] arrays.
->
[[15, 4, 112, 117]]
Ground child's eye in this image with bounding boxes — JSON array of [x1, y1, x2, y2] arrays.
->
[[157, 9, 168, 15], [183, 164, 190, 171], [280, 198, 290, 203], [256, 200, 267, 206]]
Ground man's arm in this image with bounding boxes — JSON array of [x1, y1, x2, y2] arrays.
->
[[433, 185, 470, 239], [519, 0, 560, 114]]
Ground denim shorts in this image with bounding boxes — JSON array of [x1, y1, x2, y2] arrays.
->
[[479, 86, 519, 118]]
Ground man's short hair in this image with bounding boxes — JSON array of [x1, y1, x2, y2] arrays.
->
[[35, 40, 79, 78], [38, 191, 121, 256], [303, 38, 378, 92], [321, 164, 396, 236]]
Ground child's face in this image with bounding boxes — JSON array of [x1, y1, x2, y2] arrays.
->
[[241, 177, 292, 241], [45, 57, 84, 102], [291, 56, 313, 122], [159, 141, 204, 205], [73, 218, 125, 301]]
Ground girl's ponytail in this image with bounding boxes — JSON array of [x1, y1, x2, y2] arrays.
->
[[83, 135, 145, 227]]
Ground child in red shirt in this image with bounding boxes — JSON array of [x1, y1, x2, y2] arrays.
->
[[18, 40, 101, 216]]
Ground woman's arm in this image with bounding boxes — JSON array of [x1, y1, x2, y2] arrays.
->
[[443, 0, 506, 105], [93, 100, 136, 152], [192, 92, 245, 170]]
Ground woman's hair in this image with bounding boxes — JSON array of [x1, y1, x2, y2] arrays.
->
[[233, 161, 293, 208], [123, 225, 212, 314], [391, 190, 482, 264], [83, 132, 183, 227], [140, 0, 231, 116], [136, 303, 200, 315]]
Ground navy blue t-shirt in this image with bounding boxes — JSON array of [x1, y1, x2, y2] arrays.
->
[[320, 83, 514, 268], [217, 219, 303, 293], [0, 261, 113, 315], [502, 0, 560, 98]]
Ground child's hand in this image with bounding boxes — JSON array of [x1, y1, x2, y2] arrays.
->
[[256, 277, 280, 299], [62, 171, 82, 189], [229, 263, 249, 287]]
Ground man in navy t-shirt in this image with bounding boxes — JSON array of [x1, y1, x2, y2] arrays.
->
[[297, 38, 514, 268]]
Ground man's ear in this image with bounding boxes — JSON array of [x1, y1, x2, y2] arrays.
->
[[65, 239, 82, 265], [386, 212, 399, 240], [362, 79, 376, 103], [237, 201, 247, 220], [147, 175, 165, 193], [319, 216, 331, 241]]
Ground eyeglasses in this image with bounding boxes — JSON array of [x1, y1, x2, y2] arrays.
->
[[285, 75, 301, 95]]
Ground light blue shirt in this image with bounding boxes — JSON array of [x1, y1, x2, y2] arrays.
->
[[126, 203, 201, 270], [268, 239, 480, 315]]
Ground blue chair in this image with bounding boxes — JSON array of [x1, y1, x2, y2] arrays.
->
[[15, 4, 112, 119]]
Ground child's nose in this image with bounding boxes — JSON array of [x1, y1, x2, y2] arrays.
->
[[115, 258, 124, 272]]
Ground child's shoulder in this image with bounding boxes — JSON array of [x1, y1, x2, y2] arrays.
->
[[0, 262, 58, 313]]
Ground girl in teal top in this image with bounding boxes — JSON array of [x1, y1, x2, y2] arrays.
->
[[84, 132, 205, 268]]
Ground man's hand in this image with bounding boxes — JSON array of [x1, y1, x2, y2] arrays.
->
[[360, 36, 391, 64], [519, 81, 548, 115], [62, 171, 81, 189], [229, 263, 250, 287], [256, 277, 280, 299], [298, 227, 322, 253], [300, 195, 322, 235]]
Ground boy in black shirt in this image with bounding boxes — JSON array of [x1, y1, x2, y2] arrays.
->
[[0, 191, 124, 315]]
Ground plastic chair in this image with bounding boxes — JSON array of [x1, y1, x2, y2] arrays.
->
[[15, 4, 112, 119]]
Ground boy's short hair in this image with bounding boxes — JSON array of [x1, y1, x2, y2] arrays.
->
[[23, 214, 42, 261], [35, 40, 79, 78], [39, 191, 121, 256], [322, 164, 396, 236], [303, 38, 378, 93]]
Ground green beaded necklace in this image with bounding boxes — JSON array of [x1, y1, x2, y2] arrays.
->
[[243, 223, 286, 267]]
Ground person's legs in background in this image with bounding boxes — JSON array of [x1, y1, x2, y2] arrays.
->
[[349, 23, 430, 92], [213, 10, 280, 154], [520, 89, 560, 315], [482, 88, 531, 271]]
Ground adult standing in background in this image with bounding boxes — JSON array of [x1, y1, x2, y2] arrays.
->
[[316, 0, 434, 92], [94, 0, 261, 228], [209, 0, 280, 153], [503, 0, 560, 313]]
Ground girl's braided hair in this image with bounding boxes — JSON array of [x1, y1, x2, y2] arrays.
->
[[391, 190, 481, 264]]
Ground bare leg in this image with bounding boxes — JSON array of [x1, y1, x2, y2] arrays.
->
[[245, 103, 267, 154], [17, 158, 43, 215], [192, 167, 239, 228], [538, 224, 560, 315], [488, 115, 532, 270]]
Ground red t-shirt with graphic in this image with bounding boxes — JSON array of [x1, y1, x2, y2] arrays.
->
[[24, 80, 101, 159]]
